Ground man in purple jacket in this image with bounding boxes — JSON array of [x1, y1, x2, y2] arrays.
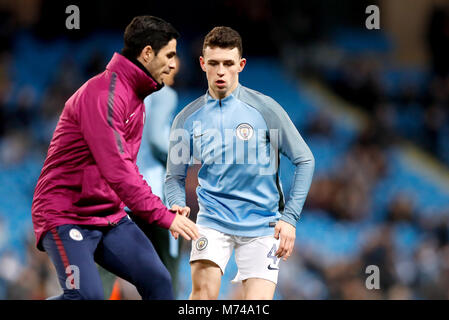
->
[[31, 16, 198, 300]]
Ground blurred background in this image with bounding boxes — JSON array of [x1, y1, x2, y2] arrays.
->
[[0, 0, 448, 299]]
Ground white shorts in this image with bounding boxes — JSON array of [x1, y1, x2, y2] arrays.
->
[[190, 225, 281, 284]]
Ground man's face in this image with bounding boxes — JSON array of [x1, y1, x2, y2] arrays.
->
[[146, 38, 177, 84], [200, 46, 246, 99]]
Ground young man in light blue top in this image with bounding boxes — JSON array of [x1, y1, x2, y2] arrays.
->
[[165, 26, 315, 299]]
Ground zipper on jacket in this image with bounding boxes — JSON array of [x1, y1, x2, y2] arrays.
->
[[219, 100, 225, 164], [219, 101, 224, 140]]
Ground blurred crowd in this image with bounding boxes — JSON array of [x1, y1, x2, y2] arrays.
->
[[306, 120, 389, 221], [276, 110, 449, 299], [322, 5, 449, 166], [269, 2, 449, 299]]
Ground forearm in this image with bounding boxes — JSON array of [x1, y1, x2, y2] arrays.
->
[[165, 174, 187, 208], [281, 153, 315, 227]]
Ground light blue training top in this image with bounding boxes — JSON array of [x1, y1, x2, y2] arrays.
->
[[165, 84, 315, 237], [137, 85, 178, 184], [136, 85, 180, 258]]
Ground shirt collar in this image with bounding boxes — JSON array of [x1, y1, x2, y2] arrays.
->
[[205, 83, 241, 104]]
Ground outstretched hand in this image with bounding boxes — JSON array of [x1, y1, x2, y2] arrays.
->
[[274, 220, 296, 261]]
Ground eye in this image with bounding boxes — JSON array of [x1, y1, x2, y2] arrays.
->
[[166, 52, 176, 59]]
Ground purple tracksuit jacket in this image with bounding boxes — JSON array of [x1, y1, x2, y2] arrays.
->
[[32, 53, 175, 250]]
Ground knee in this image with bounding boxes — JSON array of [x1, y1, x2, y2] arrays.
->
[[154, 268, 172, 289], [191, 281, 218, 300], [136, 266, 173, 300]]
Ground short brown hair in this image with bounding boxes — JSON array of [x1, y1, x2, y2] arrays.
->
[[202, 26, 242, 57]]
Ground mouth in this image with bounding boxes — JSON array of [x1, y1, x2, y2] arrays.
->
[[215, 79, 226, 88], [160, 71, 170, 80]]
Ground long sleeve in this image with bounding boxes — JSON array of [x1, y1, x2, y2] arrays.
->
[[238, 87, 315, 227], [146, 86, 178, 165], [165, 112, 191, 208], [274, 101, 315, 227], [79, 78, 175, 229]]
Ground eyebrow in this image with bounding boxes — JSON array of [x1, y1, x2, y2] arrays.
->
[[167, 51, 177, 57], [208, 59, 235, 64]]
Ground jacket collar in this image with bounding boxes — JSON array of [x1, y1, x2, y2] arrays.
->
[[205, 83, 241, 104], [106, 53, 163, 99]]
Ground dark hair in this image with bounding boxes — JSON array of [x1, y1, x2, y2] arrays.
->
[[122, 16, 179, 58], [202, 26, 242, 57]]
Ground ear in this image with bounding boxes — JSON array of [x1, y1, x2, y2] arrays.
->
[[199, 56, 207, 72], [238, 58, 246, 72], [140, 45, 155, 63]]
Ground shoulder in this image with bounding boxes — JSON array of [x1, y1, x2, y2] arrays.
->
[[236, 85, 288, 123], [83, 71, 129, 101], [172, 94, 207, 128], [74, 72, 130, 121]]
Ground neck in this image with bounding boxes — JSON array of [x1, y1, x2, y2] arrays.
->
[[123, 53, 160, 85]]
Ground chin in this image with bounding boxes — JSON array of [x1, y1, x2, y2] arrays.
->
[[215, 86, 227, 92]]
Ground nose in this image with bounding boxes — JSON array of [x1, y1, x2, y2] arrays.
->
[[217, 64, 225, 76], [168, 58, 176, 70]]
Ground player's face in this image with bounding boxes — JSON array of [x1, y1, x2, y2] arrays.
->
[[147, 38, 177, 84], [200, 46, 246, 99]]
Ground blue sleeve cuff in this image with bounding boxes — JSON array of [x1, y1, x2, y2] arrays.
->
[[280, 212, 297, 228]]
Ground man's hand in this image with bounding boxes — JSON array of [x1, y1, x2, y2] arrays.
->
[[169, 205, 193, 240], [274, 220, 296, 261], [171, 204, 191, 218]]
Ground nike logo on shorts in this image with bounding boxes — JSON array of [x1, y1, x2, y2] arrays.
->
[[193, 133, 206, 138], [267, 264, 279, 271]]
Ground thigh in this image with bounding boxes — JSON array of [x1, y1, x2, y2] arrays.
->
[[42, 225, 104, 300], [143, 224, 181, 289], [241, 278, 276, 300], [190, 225, 234, 275], [132, 213, 176, 262], [190, 259, 222, 299], [94, 217, 172, 298], [234, 236, 281, 285], [129, 212, 182, 296]]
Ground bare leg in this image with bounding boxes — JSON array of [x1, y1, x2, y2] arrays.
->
[[242, 278, 276, 300], [189, 260, 222, 300]]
